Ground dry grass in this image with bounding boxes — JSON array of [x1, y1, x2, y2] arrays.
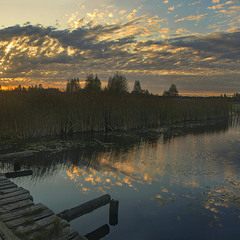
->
[[0, 89, 231, 140]]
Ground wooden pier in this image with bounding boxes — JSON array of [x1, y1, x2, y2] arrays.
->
[[0, 173, 87, 240]]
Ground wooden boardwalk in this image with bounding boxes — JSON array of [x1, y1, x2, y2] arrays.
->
[[0, 173, 87, 240]]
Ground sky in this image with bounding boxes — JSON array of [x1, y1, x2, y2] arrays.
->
[[0, 0, 239, 95]]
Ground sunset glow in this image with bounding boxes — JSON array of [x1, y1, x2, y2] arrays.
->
[[0, 0, 239, 95]]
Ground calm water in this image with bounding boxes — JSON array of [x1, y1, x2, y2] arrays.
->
[[1, 119, 240, 240]]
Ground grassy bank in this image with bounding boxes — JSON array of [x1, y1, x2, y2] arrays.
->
[[0, 89, 231, 140]]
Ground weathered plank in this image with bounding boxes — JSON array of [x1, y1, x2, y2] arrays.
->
[[0, 192, 33, 206], [0, 187, 21, 195], [0, 183, 17, 190], [4, 208, 54, 229], [0, 199, 34, 214], [0, 180, 13, 186], [0, 188, 29, 200], [25, 224, 82, 240], [58, 194, 111, 222], [15, 215, 60, 234], [0, 203, 47, 222], [0, 221, 20, 240], [0, 176, 86, 240]]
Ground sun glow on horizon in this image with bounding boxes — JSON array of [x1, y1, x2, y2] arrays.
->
[[0, 0, 239, 94]]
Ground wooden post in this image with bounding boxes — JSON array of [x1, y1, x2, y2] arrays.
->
[[84, 224, 110, 240], [109, 199, 119, 226], [58, 194, 111, 222]]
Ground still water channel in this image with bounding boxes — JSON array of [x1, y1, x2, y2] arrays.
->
[[0, 119, 240, 240]]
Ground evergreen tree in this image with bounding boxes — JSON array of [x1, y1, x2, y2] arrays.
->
[[132, 80, 142, 94]]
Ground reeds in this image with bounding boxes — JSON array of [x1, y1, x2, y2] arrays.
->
[[0, 89, 231, 140]]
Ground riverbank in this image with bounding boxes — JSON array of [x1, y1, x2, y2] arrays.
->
[[0, 89, 231, 140]]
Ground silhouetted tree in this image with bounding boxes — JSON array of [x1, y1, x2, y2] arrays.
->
[[163, 84, 179, 97], [107, 72, 128, 94], [66, 78, 81, 93], [84, 74, 101, 92], [142, 89, 150, 96], [132, 80, 142, 94], [17, 85, 22, 91], [169, 84, 178, 96], [233, 92, 240, 101]]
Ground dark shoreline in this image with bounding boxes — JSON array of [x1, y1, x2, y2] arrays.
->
[[0, 89, 231, 141]]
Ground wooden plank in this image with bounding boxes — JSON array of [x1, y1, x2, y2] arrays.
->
[[15, 215, 60, 234], [0, 203, 48, 222], [24, 225, 79, 240], [5, 208, 54, 229], [0, 193, 33, 206], [0, 176, 86, 240], [0, 221, 20, 240], [0, 188, 29, 200], [0, 180, 13, 186], [0, 187, 21, 195], [0, 183, 17, 190], [0, 199, 34, 214], [23, 227, 47, 240]]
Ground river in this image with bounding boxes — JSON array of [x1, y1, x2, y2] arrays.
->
[[0, 118, 240, 240]]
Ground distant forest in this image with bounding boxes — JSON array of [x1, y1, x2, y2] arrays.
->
[[0, 72, 239, 100], [0, 72, 232, 140]]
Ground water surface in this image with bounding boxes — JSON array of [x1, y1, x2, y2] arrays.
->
[[0, 119, 240, 240]]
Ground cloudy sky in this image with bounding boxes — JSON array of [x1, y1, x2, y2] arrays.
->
[[0, 0, 239, 95]]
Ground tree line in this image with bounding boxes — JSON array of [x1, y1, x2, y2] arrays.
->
[[0, 71, 231, 140], [66, 72, 177, 97]]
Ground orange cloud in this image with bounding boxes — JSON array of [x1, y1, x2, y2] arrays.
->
[[175, 13, 208, 22]]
